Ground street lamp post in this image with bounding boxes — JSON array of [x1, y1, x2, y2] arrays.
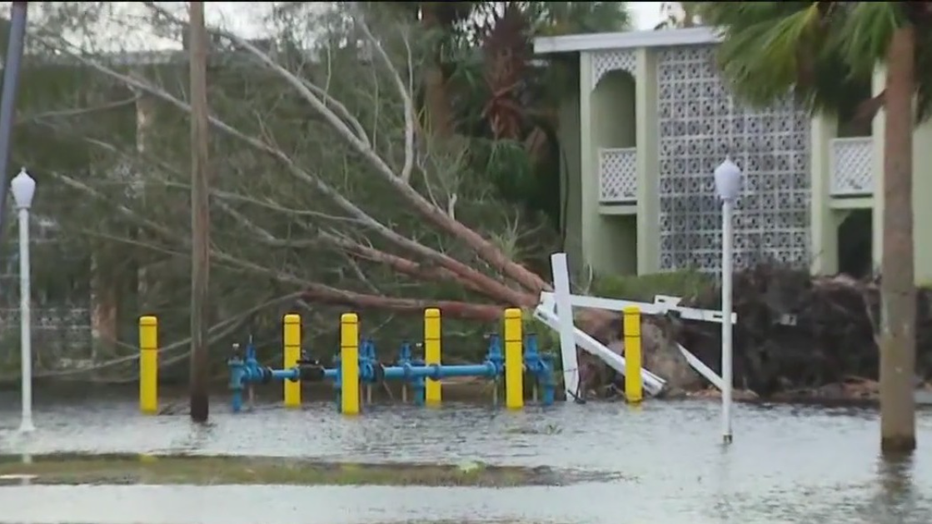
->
[[714, 159, 741, 444], [11, 168, 35, 433]]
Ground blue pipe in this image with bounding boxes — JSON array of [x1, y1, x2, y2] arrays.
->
[[271, 368, 299, 381], [231, 389, 243, 412], [523, 334, 556, 406], [227, 355, 246, 413], [227, 332, 559, 411], [364, 362, 497, 382]]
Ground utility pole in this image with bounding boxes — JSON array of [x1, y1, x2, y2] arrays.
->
[[0, 2, 28, 243], [189, 1, 210, 422]]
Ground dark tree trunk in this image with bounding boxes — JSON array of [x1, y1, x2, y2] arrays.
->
[[880, 24, 916, 454], [421, 4, 453, 137]]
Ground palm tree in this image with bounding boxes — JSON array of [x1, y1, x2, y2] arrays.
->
[[702, 2, 929, 453], [378, 3, 630, 140]]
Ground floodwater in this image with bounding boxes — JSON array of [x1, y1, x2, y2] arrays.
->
[[0, 391, 931, 524]]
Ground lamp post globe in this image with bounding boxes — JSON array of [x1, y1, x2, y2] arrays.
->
[[714, 159, 742, 202], [10, 168, 34, 209]]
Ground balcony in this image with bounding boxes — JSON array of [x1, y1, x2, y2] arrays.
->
[[599, 147, 637, 204], [830, 137, 873, 197]]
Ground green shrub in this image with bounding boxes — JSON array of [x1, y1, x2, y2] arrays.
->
[[590, 270, 712, 302]]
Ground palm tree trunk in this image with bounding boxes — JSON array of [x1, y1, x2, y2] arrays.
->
[[879, 24, 916, 454], [421, 3, 453, 137]]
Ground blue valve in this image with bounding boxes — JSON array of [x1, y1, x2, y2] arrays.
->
[[486, 334, 504, 375]]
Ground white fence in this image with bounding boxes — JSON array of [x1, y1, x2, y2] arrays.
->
[[535, 253, 737, 399]]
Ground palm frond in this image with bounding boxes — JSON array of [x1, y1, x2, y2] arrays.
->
[[703, 2, 870, 117], [833, 2, 903, 76], [912, 25, 932, 122], [711, 3, 827, 107]]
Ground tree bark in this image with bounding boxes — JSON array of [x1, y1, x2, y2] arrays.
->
[[421, 3, 453, 137], [134, 91, 155, 314], [90, 250, 118, 360], [330, 236, 492, 296], [879, 24, 916, 454], [302, 286, 501, 321], [189, 1, 210, 423]]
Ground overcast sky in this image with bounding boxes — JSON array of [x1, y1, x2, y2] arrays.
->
[[70, 2, 665, 51], [630, 2, 664, 30], [204, 2, 666, 39]]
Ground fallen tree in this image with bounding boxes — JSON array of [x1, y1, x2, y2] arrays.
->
[[4, 3, 558, 369], [0, 2, 638, 383]]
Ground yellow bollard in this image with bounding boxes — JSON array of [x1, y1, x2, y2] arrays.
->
[[340, 313, 360, 415], [503, 308, 524, 410], [139, 316, 159, 415], [424, 308, 442, 406], [623, 306, 643, 404], [283, 313, 302, 408]]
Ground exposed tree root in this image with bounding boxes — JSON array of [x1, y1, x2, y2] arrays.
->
[[574, 265, 932, 401]]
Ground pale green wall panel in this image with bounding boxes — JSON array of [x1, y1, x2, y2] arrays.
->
[[809, 112, 838, 274], [579, 52, 638, 277], [558, 93, 583, 270], [635, 48, 659, 275]]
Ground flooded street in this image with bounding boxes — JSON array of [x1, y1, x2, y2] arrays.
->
[[0, 392, 931, 524]]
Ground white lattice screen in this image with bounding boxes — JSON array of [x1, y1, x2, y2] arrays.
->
[[592, 50, 636, 87], [599, 148, 637, 203], [830, 137, 873, 196]]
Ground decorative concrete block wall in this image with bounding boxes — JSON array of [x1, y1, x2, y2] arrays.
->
[[656, 45, 811, 272]]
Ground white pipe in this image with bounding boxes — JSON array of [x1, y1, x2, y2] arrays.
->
[[18, 206, 33, 433], [550, 253, 580, 399], [721, 199, 734, 443], [533, 305, 666, 395]]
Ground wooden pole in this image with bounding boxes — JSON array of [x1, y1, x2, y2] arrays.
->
[[188, 1, 210, 422]]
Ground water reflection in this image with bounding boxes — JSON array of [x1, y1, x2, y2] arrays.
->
[[0, 394, 930, 524], [865, 453, 928, 523]]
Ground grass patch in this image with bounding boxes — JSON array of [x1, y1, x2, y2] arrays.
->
[[589, 270, 712, 302], [0, 453, 606, 487]]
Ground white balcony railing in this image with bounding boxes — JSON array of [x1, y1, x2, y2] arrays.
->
[[830, 137, 873, 197], [599, 147, 637, 203]]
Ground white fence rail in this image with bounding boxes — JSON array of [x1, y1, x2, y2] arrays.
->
[[537, 253, 737, 399]]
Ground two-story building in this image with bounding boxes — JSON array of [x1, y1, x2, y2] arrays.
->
[[535, 26, 932, 282]]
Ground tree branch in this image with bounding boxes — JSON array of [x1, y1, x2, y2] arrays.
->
[[30, 29, 533, 307], [54, 168, 500, 321], [301, 287, 501, 321]]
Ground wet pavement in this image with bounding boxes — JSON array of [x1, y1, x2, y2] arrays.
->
[[0, 391, 931, 524]]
